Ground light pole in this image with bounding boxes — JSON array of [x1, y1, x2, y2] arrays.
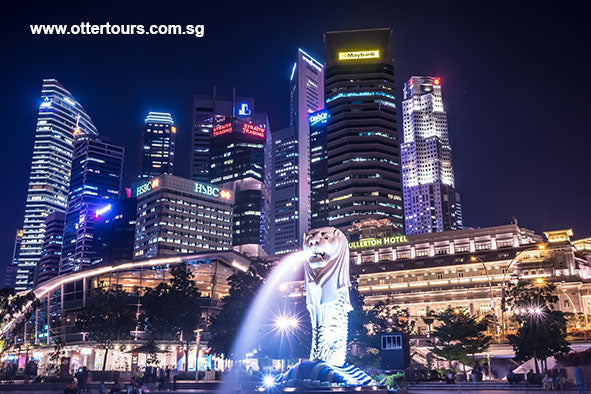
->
[[194, 328, 203, 380], [513, 305, 544, 374], [470, 256, 499, 342], [496, 243, 546, 339]]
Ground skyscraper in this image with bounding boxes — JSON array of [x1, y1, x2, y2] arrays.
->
[[323, 29, 403, 234], [93, 197, 137, 264], [271, 49, 324, 254], [191, 89, 254, 182], [60, 134, 124, 275], [209, 112, 272, 255], [2, 230, 22, 288], [309, 110, 330, 229], [138, 112, 176, 179], [401, 76, 462, 234], [17, 79, 97, 290], [33, 212, 65, 286]]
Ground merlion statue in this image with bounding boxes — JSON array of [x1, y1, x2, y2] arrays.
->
[[302, 227, 352, 367], [276, 227, 376, 386]]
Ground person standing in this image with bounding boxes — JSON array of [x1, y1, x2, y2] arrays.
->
[[575, 366, 585, 394], [172, 367, 179, 391], [158, 368, 165, 391]]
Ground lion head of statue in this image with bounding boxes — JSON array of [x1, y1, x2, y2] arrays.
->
[[303, 227, 351, 289]]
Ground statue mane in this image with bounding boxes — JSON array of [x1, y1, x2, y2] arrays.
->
[[303, 227, 351, 291]]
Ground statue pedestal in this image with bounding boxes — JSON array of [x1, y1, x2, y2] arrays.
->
[[278, 361, 377, 387]]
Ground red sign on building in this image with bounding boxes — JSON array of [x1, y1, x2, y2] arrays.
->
[[242, 123, 265, 138], [212, 123, 232, 137]]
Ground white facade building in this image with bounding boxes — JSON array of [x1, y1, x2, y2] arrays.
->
[[401, 76, 462, 235]]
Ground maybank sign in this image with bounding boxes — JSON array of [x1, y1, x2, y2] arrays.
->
[[349, 235, 407, 250], [338, 50, 380, 61]]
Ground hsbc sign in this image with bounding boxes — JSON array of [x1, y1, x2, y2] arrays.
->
[[194, 182, 232, 200]]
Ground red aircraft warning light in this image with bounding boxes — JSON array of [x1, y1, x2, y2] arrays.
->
[[433, 78, 441, 85]]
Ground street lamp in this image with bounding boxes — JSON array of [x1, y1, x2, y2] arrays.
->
[[513, 305, 545, 374]]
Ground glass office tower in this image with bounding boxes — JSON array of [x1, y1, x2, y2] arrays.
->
[[271, 49, 324, 254], [60, 134, 124, 275], [17, 79, 97, 290], [324, 29, 404, 234], [138, 112, 176, 179]]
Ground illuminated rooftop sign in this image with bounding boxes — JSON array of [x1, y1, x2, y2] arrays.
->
[[338, 50, 380, 61], [213, 122, 233, 137], [309, 111, 329, 126], [194, 182, 232, 200], [136, 178, 160, 197], [94, 204, 112, 219], [349, 235, 407, 250], [242, 123, 265, 138], [238, 103, 251, 116]]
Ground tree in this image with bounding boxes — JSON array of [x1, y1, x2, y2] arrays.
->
[[0, 287, 39, 334], [142, 263, 202, 371], [369, 296, 415, 335], [429, 308, 491, 372], [45, 338, 65, 376], [75, 285, 136, 370], [348, 275, 370, 347], [209, 258, 273, 356], [506, 279, 570, 373], [345, 275, 380, 368]]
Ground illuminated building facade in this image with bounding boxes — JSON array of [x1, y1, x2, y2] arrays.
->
[[133, 174, 233, 259], [93, 197, 137, 264], [60, 135, 124, 275], [309, 110, 330, 229], [284, 223, 591, 337], [2, 230, 23, 288], [33, 212, 65, 286], [209, 114, 272, 255], [191, 89, 254, 182], [0, 252, 250, 372], [17, 79, 97, 290], [271, 49, 325, 255], [138, 112, 176, 179], [401, 76, 462, 234], [324, 29, 403, 234]]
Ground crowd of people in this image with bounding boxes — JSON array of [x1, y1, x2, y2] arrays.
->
[[62, 365, 182, 394]]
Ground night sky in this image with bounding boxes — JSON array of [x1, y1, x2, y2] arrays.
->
[[1, 1, 590, 278]]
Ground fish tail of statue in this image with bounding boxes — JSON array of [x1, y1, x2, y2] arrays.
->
[[314, 290, 351, 367]]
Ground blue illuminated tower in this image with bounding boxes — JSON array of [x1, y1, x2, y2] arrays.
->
[[139, 112, 176, 179], [309, 110, 330, 229], [59, 134, 124, 275], [271, 49, 324, 254], [17, 79, 97, 290]]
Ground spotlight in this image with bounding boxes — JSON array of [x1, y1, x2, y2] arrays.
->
[[275, 315, 299, 331], [263, 375, 276, 388]]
